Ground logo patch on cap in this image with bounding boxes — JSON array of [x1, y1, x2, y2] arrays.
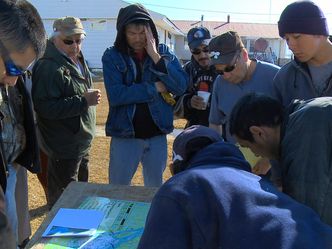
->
[[210, 51, 220, 59], [193, 30, 205, 39]]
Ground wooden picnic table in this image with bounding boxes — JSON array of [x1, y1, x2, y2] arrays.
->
[[26, 181, 158, 248]]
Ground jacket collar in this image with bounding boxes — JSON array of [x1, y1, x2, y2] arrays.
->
[[187, 141, 252, 172]]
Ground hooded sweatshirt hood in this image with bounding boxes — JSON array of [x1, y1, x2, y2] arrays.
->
[[114, 4, 159, 53]]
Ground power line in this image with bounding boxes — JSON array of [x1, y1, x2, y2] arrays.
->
[[127, 1, 332, 16], [127, 1, 279, 16]]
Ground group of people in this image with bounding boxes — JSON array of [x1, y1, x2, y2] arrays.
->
[[0, 0, 100, 247], [1, 0, 332, 248], [139, 1, 332, 248]]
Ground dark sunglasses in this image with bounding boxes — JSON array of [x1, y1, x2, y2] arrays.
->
[[0, 39, 27, 76], [191, 47, 209, 55], [215, 54, 240, 75], [62, 38, 83, 45]]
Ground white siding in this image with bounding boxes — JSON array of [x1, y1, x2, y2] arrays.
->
[[29, 0, 185, 68], [82, 19, 117, 69]]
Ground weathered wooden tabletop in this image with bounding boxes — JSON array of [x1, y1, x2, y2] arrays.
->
[[26, 181, 157, 249]]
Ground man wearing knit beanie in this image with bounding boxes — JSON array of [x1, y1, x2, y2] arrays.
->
[[271, 1, 332, 226], [273, 1, 332, 107]]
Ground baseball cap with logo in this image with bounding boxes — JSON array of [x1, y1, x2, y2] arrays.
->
[[209, 31, 244, 65], [187, 27, 211, 50], [53, 16, 86, 36], [172, 125, 223, 164]]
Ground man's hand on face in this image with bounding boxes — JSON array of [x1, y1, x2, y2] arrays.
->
[[144, 26, 161, 63], [190, 95, 206, 110]]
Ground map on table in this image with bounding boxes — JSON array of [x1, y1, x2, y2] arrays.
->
[[44, 196, 151, 249]]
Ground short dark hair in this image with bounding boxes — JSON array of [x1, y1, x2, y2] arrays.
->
[[0, 0, 46, 59], [229, 93, 284, 142]]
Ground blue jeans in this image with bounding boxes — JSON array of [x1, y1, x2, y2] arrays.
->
[[109, 135, 167, 187], [5, 164, 18, 245]]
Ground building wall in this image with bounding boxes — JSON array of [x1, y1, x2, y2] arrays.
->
[[43, 18, 178, 69], [174, 35, 191, 63]]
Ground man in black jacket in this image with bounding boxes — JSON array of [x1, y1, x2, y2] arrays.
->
[[0, 0, 46, 247], [174, 27, 218, 127]]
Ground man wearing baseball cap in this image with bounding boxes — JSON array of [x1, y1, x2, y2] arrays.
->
[[174, 27, 218, 127], [273, 1, 332, 107], [208, 31, 279, 176], [138, 125, 332, 249], [32, 16, 101, 208]]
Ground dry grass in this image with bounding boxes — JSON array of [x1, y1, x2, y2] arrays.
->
[[28, 81, 187, 236]]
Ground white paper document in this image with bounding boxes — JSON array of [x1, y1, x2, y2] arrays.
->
[[42, 208, 104, 238]]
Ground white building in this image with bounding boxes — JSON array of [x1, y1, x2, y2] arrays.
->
[[173, 20, 291, 66], [29, 0, 184, 69]]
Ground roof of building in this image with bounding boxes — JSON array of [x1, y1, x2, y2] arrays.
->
[[172, 20, 280, 39], [28, 0, 184, 35]]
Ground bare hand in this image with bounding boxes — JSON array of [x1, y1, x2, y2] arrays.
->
[[190, 95, 206, 110], [84, 89, 101, 106], [144, 26, 161, 63], [155, 81, 167, 93], [252, 158, 271, 175]]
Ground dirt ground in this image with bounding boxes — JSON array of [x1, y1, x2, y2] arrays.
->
[[28, 82, 186, 236]]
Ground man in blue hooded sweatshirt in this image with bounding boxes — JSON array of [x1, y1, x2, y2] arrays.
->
[[138, 125, 332, 249], [102, 4, 188, 187]]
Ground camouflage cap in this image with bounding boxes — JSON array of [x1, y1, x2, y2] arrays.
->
[[53, 16, 86, 36]]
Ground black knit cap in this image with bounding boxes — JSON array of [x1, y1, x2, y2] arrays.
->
[[278, 1, 329, 38]]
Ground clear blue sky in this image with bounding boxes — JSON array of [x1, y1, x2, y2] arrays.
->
[[126, 0, 332, 32]]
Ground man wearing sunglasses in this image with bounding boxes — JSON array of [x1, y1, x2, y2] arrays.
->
[[174, 27, 218, 127], [208, 31, 280, 176], [0, 0, 46, 248], [32, 17, 101, 209]]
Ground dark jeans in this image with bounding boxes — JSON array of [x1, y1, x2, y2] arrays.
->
[[47, 153, 89, 209]]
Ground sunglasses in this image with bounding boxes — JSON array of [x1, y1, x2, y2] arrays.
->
[[62, 38, 83, 45], [4, 60, 26, 76], [215, 53, 240, 75], [0, 39, 27, 76], [191, 47, 209, 55]]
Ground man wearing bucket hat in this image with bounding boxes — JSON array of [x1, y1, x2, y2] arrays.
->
[[32, 16, 101, 208], [273, 1, 332, 107], [138, 125, 332, 249], [174, 27, 218, 127], [208, 31, 279, 175]]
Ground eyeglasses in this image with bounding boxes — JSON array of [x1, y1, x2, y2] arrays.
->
[[0, 39, 27, 76], [4, 60, 26, 76], [191, 47, 209, 55], [62, 38, 83, 45], [215, 53, 240, 75]]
